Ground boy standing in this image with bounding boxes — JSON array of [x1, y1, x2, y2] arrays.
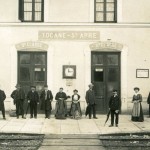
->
[[109, 90, 120, 127]]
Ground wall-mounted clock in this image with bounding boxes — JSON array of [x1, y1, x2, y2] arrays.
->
[[63, 65, 76, 79]]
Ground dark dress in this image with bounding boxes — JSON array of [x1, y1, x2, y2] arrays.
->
[[11, 89, 25, 118], [131, 93, 144, 122], [70, 94, 82, 119], [0, 90, 6, 118], [55, 92, 67, 119], [40, 90, 53, 118], [27, 91, 39, 118]]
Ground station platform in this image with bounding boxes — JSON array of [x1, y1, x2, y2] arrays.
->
[[0, 114, 150, 135]]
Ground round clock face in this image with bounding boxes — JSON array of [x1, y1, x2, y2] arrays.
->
[[65, 67, 74, 77]]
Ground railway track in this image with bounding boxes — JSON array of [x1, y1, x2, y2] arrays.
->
[[0, 133, 44, 150], [99, 133, 150, 150], [0, 133, 150, 150]]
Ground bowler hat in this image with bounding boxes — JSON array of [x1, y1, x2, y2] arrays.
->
[[134, 87, 140, 91], [31, 85, 36, 88], [73, 89, 78, 92]]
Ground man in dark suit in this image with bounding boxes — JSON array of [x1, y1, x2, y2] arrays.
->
[[40, 85, 53, 119], [27, 86, 39, 119], [147, 92, 150, 117], [85, 83, 97, 119], [11, 84, 26, 119], [0, 85, 6, 120], [109, 90, 121, 127]]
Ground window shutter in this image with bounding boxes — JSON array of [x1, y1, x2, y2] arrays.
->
[[18, 0, 24, 21]]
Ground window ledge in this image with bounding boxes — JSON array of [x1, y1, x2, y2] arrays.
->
[[0, 22, 150, 27]]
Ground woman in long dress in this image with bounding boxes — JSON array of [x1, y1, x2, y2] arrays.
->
[[70, 89, 82, 119], [55, 88, 67, 119], [131, 87, 144, 122]]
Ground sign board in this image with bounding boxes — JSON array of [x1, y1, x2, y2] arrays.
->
[[38, 31, 100, 41]]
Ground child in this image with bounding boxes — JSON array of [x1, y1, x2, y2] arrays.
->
[[109, 90, 120, 127]]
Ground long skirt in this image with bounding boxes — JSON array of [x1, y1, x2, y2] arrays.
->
[[70, 102, 82, 119], [55, 100, 67, 119], [131, 102, 144, 122]]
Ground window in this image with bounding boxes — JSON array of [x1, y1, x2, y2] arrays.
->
[[19, 0, 44, 22], [95, 0, 117, 23]]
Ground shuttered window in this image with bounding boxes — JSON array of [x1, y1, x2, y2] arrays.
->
[[95, 0, 117, 23], [19, 0, 44, 22]]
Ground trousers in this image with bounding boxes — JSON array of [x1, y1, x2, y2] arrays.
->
[[88, 104, 96, 118], [110, 110, 119, 125], [30, 102, 37, 118]]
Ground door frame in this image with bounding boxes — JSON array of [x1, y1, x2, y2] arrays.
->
[[84, 41, 128, 113]]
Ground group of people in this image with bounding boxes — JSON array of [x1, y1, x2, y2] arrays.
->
[[10, 84, 83, 120], [0, 83, 150, 127]]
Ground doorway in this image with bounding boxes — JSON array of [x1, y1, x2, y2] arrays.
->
[[18, 51, 47, 94], [18, 51, 47, 113], [91, 52, 121, 113]]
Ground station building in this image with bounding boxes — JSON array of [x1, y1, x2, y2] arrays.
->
[[0, 0, 150, 114]]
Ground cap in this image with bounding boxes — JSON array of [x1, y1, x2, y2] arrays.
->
[[113, 89, 117, 93], [15, 84, 21, 88], [44, 85, 48, 88], [88, 83, 94, 87]]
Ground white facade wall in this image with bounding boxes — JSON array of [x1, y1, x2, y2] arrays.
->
[[0, 25, 150, 113], [0, 0, 150, 23], [0, 0, 150, 113]]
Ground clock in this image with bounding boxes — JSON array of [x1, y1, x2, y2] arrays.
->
[[63, 65, 76, 79]]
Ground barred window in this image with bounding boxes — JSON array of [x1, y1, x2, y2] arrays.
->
[[19, 0, 44, 22], [95, 0, 117, 23]]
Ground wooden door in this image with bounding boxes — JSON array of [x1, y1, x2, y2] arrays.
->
[[18, 51, 47, 112], [91, 52, 120, 113]]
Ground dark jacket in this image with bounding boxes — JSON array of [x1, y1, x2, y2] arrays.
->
[[27, 91, 39, 103], [147, 93, 150, 104], [11, 89, 25, 101], [0, 90, 6, 110], [55, 92, 67, 101], [85, 89, 96, 105], [40, 90, 53, 110], [109, 95, 120, 110]]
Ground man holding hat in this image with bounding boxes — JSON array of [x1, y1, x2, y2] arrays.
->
[[27, 86, 39, 119], [85, 83, 97, 119], [109, 90, 120, 127], [40, 85, 53, 119], [11, 84, 26, 119]]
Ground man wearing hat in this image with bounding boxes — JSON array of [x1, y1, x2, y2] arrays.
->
[[27, 86, 39, 119], [11, 84, 26, 119], [0, 85, 6, 120], [85, 83, 97, 119], [109, 90, 121, 127], [40, 85, 53, 119]]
